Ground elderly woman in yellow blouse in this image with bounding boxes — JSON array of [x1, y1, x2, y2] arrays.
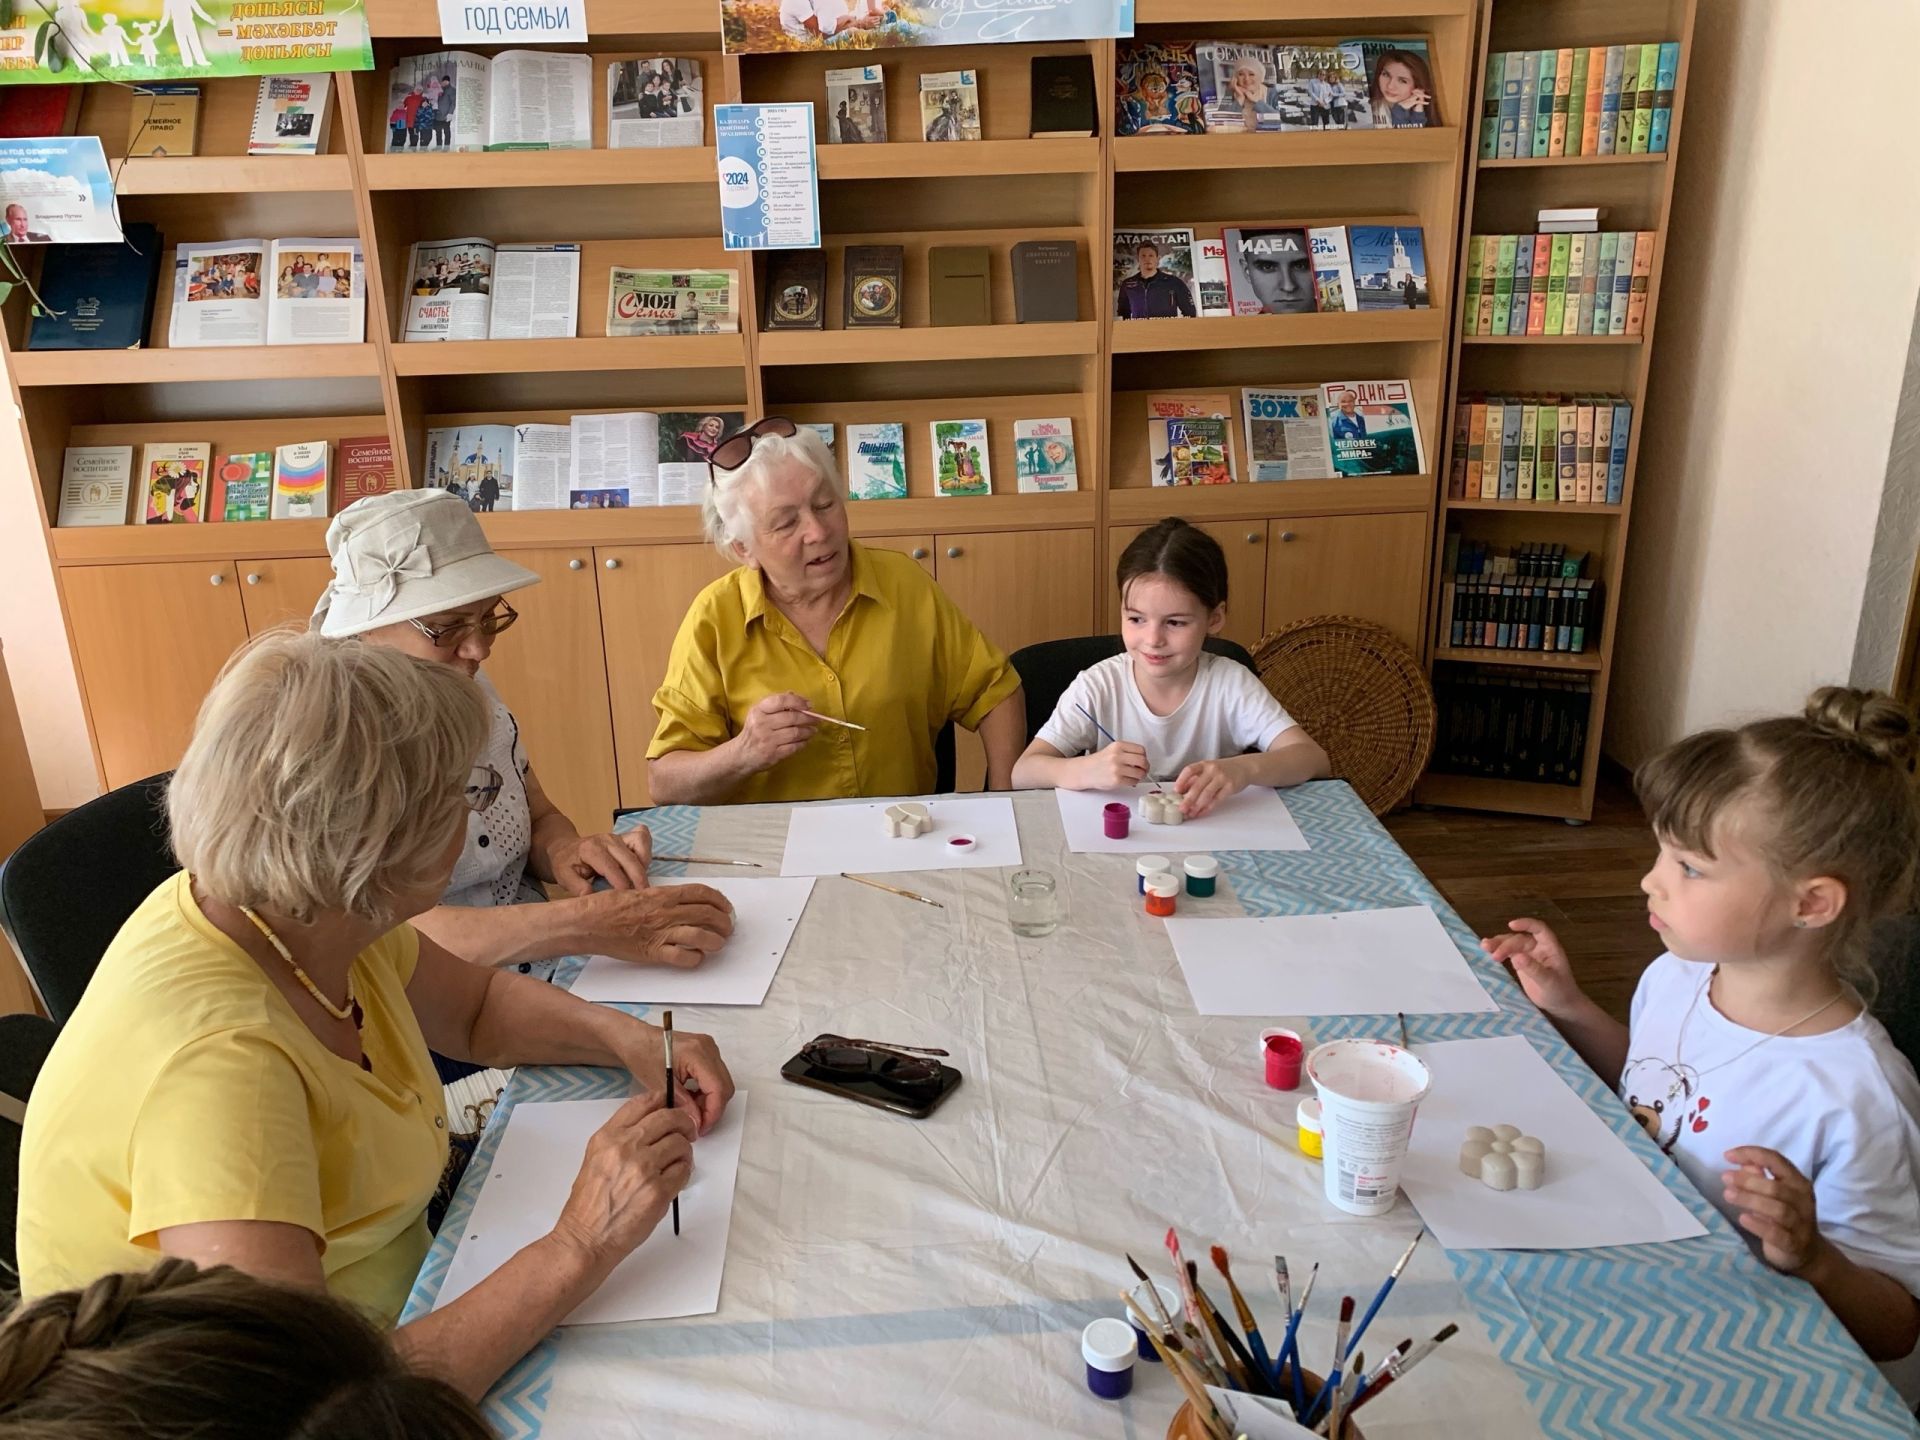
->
[[647, 418, 1026, 803], [16, 631, 733, 1402]]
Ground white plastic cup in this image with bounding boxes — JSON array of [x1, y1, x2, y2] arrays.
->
[[1306, 1038, 1432, 1217]]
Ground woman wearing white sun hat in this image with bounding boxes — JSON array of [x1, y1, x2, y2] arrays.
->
[[312, 490, 734, 984]]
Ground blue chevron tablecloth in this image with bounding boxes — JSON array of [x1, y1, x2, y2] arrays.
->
[[406, 783, 1918, 1439]]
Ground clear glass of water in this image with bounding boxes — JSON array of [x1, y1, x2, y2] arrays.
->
[[1008, 869, 1059, 938]]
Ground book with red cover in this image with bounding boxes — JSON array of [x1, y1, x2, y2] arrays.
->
[[338, 435, 399, 506]]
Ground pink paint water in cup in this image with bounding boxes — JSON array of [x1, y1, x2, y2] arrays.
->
[[1306, 1038, 1432, 1217]]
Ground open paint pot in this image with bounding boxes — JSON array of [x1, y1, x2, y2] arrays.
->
[[1102, 802, 1130, 839], [1166, 1368, 1366, 1440]]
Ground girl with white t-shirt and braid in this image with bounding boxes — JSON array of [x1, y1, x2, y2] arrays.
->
[[1483, 687, 1920, 1402], [1011, 516, 1330, 814]]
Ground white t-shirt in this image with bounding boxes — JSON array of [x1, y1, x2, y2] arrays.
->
[[1622, 952, 1920, 1403], [779, 0, 840, 38], [1033, 651, 1295, 782]]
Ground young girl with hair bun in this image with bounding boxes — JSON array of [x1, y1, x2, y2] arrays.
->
[[1483, 687, 1920, 1398], [1011, 516, 1329, 816]]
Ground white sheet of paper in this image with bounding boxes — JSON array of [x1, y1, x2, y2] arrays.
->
[[1052, 784, 1309, 854], [434, 1094, 749, 1324], [570, 877, 816, 1006], [1202, 1387, 1315, 1439], [1399, 1036, 1708, 1250], [1164, 906, 1499, 1016], [779, 796, 1022, 876]]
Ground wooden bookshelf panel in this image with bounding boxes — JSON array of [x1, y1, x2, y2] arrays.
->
[[1114, 127, 1460, 172], [1453, 343, 1640, 395], [1116, 175, 1432, 231], [114, 195, 373, 251], [819, 174, 1091, 238], [400, 369, 750, 423], [389, 335, 747, 376], [370, 186, 723, 253], [1136, 1, 1475, 22], [760, 354, 1093, 408], [85, 73, 354, 161], [1111, 309, 1444, 354], [1108, 474, 1431, 521], [817, 140, 1099, 180], [780, 226, 1093, 331], [1484, 0, 1689, 53], [1470, 171, 1666, 236]]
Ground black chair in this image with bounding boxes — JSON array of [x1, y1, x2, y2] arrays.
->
[[0, 1011, 60, 1288], [0, 772, 177, 1026], [1869, 915, 1920, 1077], [933, 719, 956, 794], [1008, 635, 1257, 743]]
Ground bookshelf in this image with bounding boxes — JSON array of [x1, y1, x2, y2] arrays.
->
[[1416, 0, 1697, 821], [7, 2, 1474, 824]]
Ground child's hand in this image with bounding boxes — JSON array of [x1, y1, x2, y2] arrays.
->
[[1479, 918, 1586, 1015], [1173, 759, 1246, 819], [1080, 741, 1149, 790], [1722, 1147, 1824, 1274]]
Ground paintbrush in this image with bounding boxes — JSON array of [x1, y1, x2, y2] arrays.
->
[[1126, 1253, 1177, 1336], [1189, 1262, 1265, 1395], [1212, 1246, 1278, 1393], [1165, 1227, 1204, 1334], [1353, 1339, 1412, 1401], [1123, 1290, 1223, 1434], [663, 1010, 679, 1238], [839, 872, 945, 909], [1164, 1335, 1234, 1439], [1277, 1260, 1317, 1416], [1398, 1010, 1409, 1048], [1076, 701, 1162, 790], [1342, 1324, 1458, 1423], [802, 709, 867, 731], [1344, 1230, 1424, 1365], [1306, 1296, 1355, 1427], [653, 854, 764, 868]]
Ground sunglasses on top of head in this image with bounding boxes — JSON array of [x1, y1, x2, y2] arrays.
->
[[707, 416, 799, 481]]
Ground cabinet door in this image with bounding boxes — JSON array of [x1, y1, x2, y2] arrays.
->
[[1263, 512, 1427, 648], [238, 556, 336, 636], [935, 528, 1095, 786], [61, 561, 250, 788], [861, 534, 935, 577], [482, 549, 621, 831], [597, 544, 737, 809], [1105, 520, 1269, 651]]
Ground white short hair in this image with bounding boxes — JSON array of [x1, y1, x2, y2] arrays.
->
[[700, 425, 840, 561], [169, 629, 489, 926]]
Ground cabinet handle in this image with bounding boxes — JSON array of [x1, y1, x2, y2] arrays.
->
[[209, 573, 226, 586], [604, 557, 621, 570], [244, 572, 261, 585], [1244, 531, 1259, 544], [568, 558, 584, 571], [1279, 531, 1297, 542], [945, 546, 962, 559], [910, 547, 928, 559]]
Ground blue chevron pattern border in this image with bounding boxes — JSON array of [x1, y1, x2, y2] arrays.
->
[[412, 787, 1919, 1438]]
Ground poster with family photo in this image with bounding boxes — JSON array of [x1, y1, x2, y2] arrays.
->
[[403, 237, 495, 341], [170, 240, 265, 346], [609, 58, 704, 148], [266, 238, 363, 345]]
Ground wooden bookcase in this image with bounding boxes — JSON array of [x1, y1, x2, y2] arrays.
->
[[7, 0, 1473, 824], [1415, 0, 1696, 821]]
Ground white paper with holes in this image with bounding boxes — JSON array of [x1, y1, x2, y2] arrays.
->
[[778, 795, 1021, 876], [1053, 784, 1309, 853], [570, 877, 815, 1005], [435, 1094, 748, 1324]]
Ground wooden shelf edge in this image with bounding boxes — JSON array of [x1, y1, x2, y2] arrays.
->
[[1138, 0, 1473, 18], [1461, 333, 1644, 346], [362, 148, 718, 190], [51, 519, 330, 565], [114, 154, 354, 195], [1479, 152, 1668, 170], [1113, 310, 1444, 353], [1108, 475, 1431, 521], [1114, 127, 1459, 172], [758, 322, 1098, 366], [1433, 646, 1602, 672], [389, 335, 747, 376], [1413, 771, 1592, 821], [11, 344, 380, 387], [1445, 498, 1623, 514], [819, 139, 1098, 179]]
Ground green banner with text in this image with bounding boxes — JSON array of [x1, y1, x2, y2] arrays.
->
[[0, 0, 372, 84]]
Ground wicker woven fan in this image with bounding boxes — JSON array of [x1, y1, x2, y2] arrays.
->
[[1250, 615, 1436, 815]]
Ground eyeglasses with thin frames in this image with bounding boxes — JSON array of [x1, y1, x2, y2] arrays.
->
[[408, 600, 519, 651], [464, 762, 503, 814]]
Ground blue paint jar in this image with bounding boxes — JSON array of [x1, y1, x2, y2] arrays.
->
[[1083, 1318, 1137, 1398], [1136, 855, 1170, 894]]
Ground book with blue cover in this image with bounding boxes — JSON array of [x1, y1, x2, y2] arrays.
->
[[1348, 224, 1427, 309], [26, 221, 162, 350]]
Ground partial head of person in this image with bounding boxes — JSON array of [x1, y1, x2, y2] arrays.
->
[[701, 417, 848, 600], [1115, 517, 1229, 679], [0, 1258, 491, 1440], [1133, 240, 1160, 275], [169, 628, 491, 931], [312, 488, 539, 676], [1633, 686, 1920, 997]]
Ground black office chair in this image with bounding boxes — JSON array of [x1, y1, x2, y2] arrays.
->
[[0, 1011, 60, 1289], [0, 772, 177, 1026], [1869, 914, 1920, 1077], [1008, 635, 1257, 743]]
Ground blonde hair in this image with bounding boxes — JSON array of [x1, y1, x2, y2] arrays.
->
[[0, 1259, 491, 1439], [1634, 686, 1920, 1000], [700, 424, 840, 561], [168, 629, 488, 928]]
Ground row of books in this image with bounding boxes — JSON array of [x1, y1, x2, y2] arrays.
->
[[1439, 540, 1600, 655], [385, 51, 703, 152], [1150, 381, 1426, 486], [1449, 393, 1632, 506], [1113, 224, 1430, 320], [1478, 42, 1680, 161], [404, 242, 738, 340], [1463, 231, 1654, 338], [826, 56, 1096, 142], [762, 241, 1078, 331], [56, 437, 395, 528], [127, 74, 333, 157], [1430, 669, 1593, 788], [1118, 38, 1437, 135]]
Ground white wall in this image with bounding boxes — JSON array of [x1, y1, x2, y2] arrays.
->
[[0, 406, 94, 810], [1608, 0, 1920, 765]]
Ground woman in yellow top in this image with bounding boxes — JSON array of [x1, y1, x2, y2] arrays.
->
[[16, 631, 735, 1401], [647, 418, 1027, 804]]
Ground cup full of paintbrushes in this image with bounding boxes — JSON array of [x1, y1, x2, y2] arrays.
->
[[1165, 1373, 1368, 1440]]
